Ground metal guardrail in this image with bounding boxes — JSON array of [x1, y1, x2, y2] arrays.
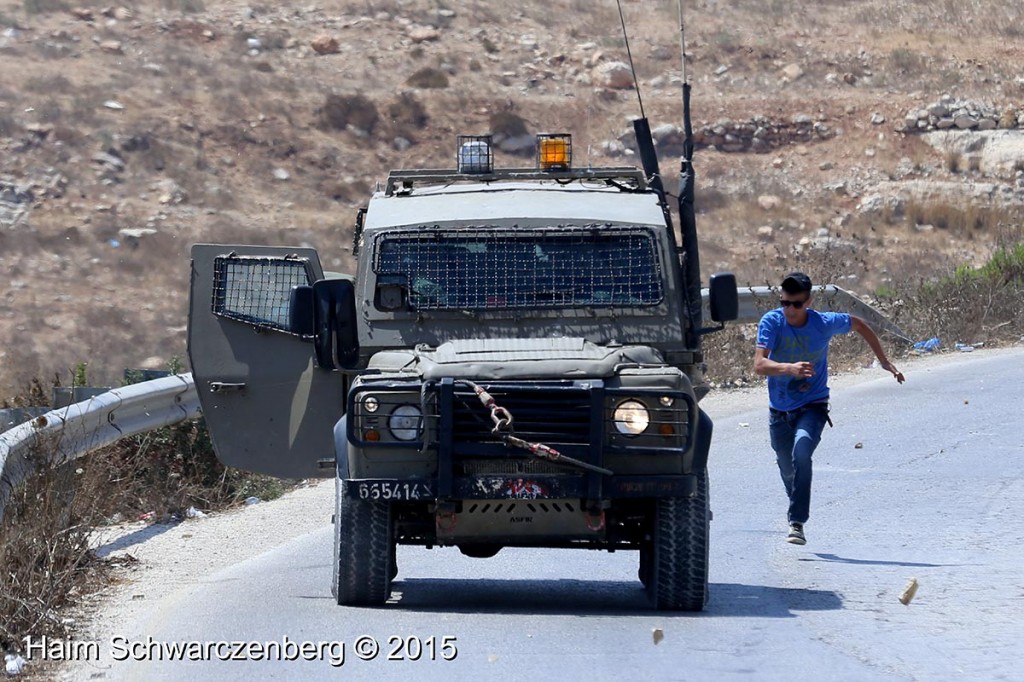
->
[[0, 285, 902, 522], [701, 284, 911, 342], [0, 374, 200, 522]]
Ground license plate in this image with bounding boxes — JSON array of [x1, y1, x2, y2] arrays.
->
[[349, 480, 435, 501]]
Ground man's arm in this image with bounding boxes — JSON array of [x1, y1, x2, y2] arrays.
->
[[850, 316, 905, 383], [754, 347, 814, 378]]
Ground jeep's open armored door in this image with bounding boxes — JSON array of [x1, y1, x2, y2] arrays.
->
[[187, 244, 346, 479]]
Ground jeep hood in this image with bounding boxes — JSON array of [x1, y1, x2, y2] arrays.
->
[[366, 338, 664, 380]]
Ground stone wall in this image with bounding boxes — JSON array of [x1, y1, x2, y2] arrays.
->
[[612, 114, 835, 157], [901, 95, 1024, 133]]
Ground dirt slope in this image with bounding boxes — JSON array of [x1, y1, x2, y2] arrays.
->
[[1, 0, 1023, 394]]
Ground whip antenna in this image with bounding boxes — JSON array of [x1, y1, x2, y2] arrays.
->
[[678, 0, 689, 85], [676, 0, 702, 348], [615, 0, 645, 119]]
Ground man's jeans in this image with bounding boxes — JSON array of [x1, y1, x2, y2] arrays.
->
[[769, 404, 829, 524]]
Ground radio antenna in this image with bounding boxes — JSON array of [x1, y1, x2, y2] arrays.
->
[[615, 0, 645, 119], [676, 0, 703, 348], [678, 0, 689, 85]]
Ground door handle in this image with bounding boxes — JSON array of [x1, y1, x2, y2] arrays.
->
[[209, 382, 246, 393]]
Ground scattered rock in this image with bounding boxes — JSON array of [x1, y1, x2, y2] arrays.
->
[[594, 61, 634, 90], [154, 179, 187, 205], [408, 26, 440, 43], [870, 112, 886, 125], [650, 46, 672, 61], [898, 577, 919, 605], [954, 114, 977, 130], [757, 195, 782, 210], [70, 7, 94, 21], [103, 100, 125, 110], [600, 139, 625, 157], [99, 40, 123, 54], [273, 168, 290, 181], [118, 227, 158, 241], [93, 151, 125, 172], [756, 225, 774, 240], [310, 35, 339, 55], [780, 63, 804, 81], [856, 194, 884, 214]]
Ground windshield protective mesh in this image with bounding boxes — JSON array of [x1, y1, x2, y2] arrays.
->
[[212, 256, 310, 330], [374, 229, 663, 310]]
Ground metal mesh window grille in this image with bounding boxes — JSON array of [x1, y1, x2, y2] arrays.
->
[[211, 256, 311, 330], [374, 229, 663, 310]]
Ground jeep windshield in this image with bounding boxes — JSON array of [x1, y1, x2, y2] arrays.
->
[[374, 228, 664, 311]]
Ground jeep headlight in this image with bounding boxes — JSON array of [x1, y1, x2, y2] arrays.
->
[[613, 399, 649, 436], [388, 404, 422, 441]]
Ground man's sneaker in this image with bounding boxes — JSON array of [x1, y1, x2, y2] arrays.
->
[[786, 522, 806, 545]]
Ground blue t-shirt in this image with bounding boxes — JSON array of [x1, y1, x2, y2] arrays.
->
[[756, 308, 852, 411]]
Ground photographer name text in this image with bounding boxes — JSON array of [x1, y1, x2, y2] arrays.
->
[[22, 634, 458, 668]]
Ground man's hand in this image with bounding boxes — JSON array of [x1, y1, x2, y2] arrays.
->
[[789, 361, 814, 378], [881, 360, 905, 384]]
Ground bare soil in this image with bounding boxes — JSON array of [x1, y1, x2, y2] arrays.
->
[[2, 0, 1023, 394]]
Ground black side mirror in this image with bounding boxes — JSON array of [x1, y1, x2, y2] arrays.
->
[[708, 272, 738, 323], [312, 279, 360, 370], [289, 285, 315, 338]]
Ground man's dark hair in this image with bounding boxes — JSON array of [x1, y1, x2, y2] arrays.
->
[[781, 271, 812, 294]]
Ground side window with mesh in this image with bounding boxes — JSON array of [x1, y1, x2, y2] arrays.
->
[[211, 256, 312, 332]]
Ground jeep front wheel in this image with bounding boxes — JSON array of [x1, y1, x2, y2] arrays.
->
[[332, 479, 394, 606], [646, 470, 710, 611]]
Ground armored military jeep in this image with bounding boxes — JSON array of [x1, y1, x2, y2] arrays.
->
[[187, 130, 738, 611]]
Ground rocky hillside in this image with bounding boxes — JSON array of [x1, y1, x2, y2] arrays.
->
[[1, 0, 1023, 395]]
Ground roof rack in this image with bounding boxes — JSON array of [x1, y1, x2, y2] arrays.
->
[[384, 167, 648, 196]]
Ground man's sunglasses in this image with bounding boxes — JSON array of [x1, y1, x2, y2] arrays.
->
[[780, 299, 807, 309]]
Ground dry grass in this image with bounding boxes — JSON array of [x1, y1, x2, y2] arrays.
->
[[904, 203, 1021, 236], [0, 0, 1021, 393], [0, 408, 295, 651], [1, 439, 106, 649]]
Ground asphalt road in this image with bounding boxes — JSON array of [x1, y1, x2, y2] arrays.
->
[[77, 349, 1024, 680]]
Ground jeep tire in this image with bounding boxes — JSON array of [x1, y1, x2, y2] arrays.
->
[[332, 478, 394, 606], [646, 469, 710, 611]]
